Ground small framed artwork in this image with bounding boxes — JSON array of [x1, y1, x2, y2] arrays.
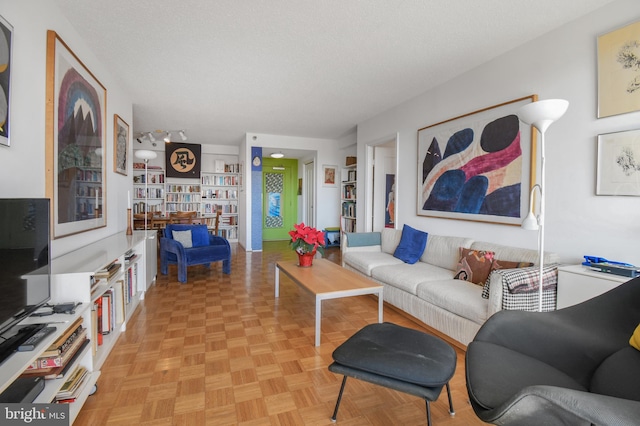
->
[[114, 114, 129, 175], [0, 15, 13, 147], [597, 20, 640, 118], [323, 165, 337, 187], [596, 129, 640, 196], [45, 30, 107, 238], [417, 95, 536, 225]]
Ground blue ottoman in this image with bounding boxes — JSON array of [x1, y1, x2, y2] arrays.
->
[[328, 322, 456, 425]]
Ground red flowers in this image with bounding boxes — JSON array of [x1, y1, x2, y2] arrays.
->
[[289, 223, 325, 255]]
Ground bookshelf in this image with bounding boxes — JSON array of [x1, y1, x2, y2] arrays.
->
[[132, 167, 165, 214], [73, 166, 102, 220], [165, 183, 202, 213], [201, 165, 239, 241], [341, 163, 357, 234], [0, 231, 156, 423]]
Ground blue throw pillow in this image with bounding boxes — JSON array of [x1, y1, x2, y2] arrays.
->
[[190, 225, 210, 247], [393, 225, 428, 264]]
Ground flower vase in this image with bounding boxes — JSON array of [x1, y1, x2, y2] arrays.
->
[[297, 251, 316, 267]]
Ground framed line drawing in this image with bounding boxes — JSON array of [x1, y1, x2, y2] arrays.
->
[[45, 30, 107, 238], [323, 164, 337, 187], [0, 15, 13, 147], [417, 95, 536, 225], [114, 114, 129, 175], [596, 129, 640, 196], [597, 19, 640, 118]]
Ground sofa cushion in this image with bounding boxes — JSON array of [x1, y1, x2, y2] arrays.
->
[[421, 235, 474, 270], [381, 228, 402, 254], [454, 248, 495, 285], [172, 230, 193, 248], [466, 341, 587, 410], [393, 225, 428, 264], [346, 232, 381, 247], [590, 347, 640, 401], [372, 263, 454, 295], [343, 251, 403, 276], [416, 279, 489, 324]]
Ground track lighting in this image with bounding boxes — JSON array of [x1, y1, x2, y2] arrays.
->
[[137, 129, 187, 144]]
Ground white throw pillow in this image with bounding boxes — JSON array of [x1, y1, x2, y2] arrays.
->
[[172, 230, 193, 248]]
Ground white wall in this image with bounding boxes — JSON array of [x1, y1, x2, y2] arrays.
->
[[357, 0, 640, 266], [0, 0, 133, 257]]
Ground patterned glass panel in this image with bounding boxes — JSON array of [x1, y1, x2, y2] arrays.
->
[[265, 173, 283, 228]]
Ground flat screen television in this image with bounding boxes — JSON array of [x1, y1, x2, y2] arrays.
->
[[0, 199, 51, 337]]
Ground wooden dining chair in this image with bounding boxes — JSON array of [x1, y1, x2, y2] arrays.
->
[[169, 211, 198, 224], [133, 212, 154, 230], [213, 209, 222, 236]]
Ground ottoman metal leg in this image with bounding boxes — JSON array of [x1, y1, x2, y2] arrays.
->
[[446, 382, 455, 415], [331, 376, 348, 422]]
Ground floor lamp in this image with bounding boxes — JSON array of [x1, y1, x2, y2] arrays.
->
[[517, 99, 569, 312], [134, 149, 158, 231]]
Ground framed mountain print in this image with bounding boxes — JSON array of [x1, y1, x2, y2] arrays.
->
[[45, 30, 107, 238]]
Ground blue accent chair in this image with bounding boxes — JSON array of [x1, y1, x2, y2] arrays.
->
[[160, 224, 231, 283]]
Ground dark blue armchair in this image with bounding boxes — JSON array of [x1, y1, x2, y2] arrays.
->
[[160, 224, 231, 283]]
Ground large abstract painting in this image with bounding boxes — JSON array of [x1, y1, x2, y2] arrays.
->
[[45, 31, 107, 238], [417, 95, 536, 225]]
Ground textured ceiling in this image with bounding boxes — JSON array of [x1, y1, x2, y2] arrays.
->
[[53, 0, 614, 146]]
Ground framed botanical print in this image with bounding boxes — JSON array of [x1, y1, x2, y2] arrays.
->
[[597, 20, 640, 118], [114, 114, 129, 176], [596, 129, 640, 196], [45, 30, 107, 238], [417, 95, 536, 225]]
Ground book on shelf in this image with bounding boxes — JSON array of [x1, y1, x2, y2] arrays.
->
[[94, 297, 103, 346], [37, 317, 83, 358], [55, 365, 89, 402], [95, 260, 121, 281], [26, 320, 84, 368], [21, 334, 89, 380]]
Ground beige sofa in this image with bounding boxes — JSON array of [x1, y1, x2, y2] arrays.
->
[[341, 228, 559, 347]]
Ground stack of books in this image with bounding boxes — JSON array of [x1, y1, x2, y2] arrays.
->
[[21, 318, 89, 380], [55, 365, 89, 404], [94, 260, 121, 282]]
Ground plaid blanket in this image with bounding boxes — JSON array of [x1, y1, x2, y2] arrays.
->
[[500, 264, 558, 293]]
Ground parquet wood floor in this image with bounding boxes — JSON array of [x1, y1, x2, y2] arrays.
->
[[75, 241, 486, 425]]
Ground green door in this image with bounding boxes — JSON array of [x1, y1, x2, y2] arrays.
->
[[262, 158, 298, 241]]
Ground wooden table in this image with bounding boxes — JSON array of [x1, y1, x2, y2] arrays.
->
[[275, 259, 383, 346]]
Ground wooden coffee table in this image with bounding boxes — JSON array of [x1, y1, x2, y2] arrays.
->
[[275, 258, 383, 346]]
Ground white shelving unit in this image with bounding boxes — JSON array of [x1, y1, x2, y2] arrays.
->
[[165, 183, 202, 213], [340, 163, 357, 234], [132, 167, 165, 214], [201, 170, 239, 241], [0, 231, 155, 424]]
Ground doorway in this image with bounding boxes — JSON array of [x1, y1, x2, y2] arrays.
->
[[262, 158, 298, 240], [304, 161, 315, 227], [366, 136, 398, 232]]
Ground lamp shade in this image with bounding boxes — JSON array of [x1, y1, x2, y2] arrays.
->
[[521, 212, 540, 231], [135, 149, 158, 161], [517, 99, 569, 133]]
